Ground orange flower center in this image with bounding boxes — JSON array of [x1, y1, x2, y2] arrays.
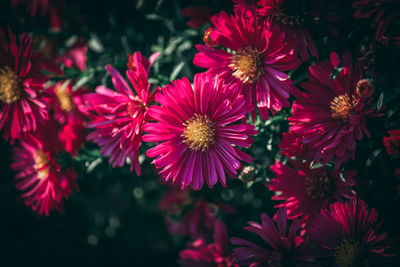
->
[[330, 94, 359, 123], [182, 114, 216, 151], [55, 85, 73, 112], [0, 66, 23, 104], [335, 239, 363, 267], [304, 172, 333, 199], [230, 46, 264, 84], [34, 149, 50, 180]]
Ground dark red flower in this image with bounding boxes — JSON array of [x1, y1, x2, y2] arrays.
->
[[231, 207, 315, 266], [308, 198, 395, 265], [12, 0, 64, 29], [383, 130, 400, 155], [279, 132, 308, 158], [353, 0, 400, 40], [257, 0, 319, 61], [181, 6, 215, 29], [269, 160, 356, 224], [289, 52, 379, 168], [180, 220, 238, 267], [164, 198, 236, 240]]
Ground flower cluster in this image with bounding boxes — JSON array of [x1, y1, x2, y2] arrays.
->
[[2, 0, 400, 265]]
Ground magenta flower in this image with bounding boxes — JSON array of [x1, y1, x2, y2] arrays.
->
[[231, 207, 315, 266], [193, 10, 300, 120], [143, 72, 257, 190], [11, 122, 78, 215], [0, 29, 48, 142], [308, 197, 395, 266], [269, 160, 357, 224], [258, 0, 319, 61], [45, 81, 88, 155], [180, 220, 239, 267], [289, 52, 379, 168], [84, 52, 159, 175]]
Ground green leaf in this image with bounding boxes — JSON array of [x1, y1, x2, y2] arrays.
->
[[169, 62, 185, 81], [377, 92, 384, 111]]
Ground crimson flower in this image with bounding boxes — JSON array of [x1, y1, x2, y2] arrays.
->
[[84, 52, 159, 175], [231, 207, 315, 266], [12, 0, 63, 29], [193, 10, 300, 120], [383, 129, 400, 155], [308, 198, 395, 266], [268, 160, 356, 224], [0, 29, 48, 142], [279, 132, 308, 158], [289, 52, 379, 168], [46, 81, 88, 155], [143, 72, 257, 190], [353, 0, 400, 40], [257, 0, 319, 61], [180, 220, 238, 267], [11, 122, 78, 215], [181, 6, 215, 29]]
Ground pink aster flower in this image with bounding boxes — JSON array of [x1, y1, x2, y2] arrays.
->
[[268, 160, 356, 224], [0, 29, 48, 142], [289, 52, 379, 168], [11, 122, 78, 215], [258, 0, 319, 61], [84, 52, 158, 175], [180, 220, 239, 267], [143, 72, 257, 190], [308, 197, 395, 266], [353, 0, 400, 40], [231, 207, 315, 266], [193, 10, 301, 120]]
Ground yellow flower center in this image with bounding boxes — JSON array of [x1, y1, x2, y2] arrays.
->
[[34, 149, 50, 180], [182, 114, 216, 151], [0, 66, 23, 104], [335, 239, 363, 267], [330, 94, 359, 123], [304, 172, 333, 200], [55, 84, 73, 112], [230, 46, 265, 84]]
